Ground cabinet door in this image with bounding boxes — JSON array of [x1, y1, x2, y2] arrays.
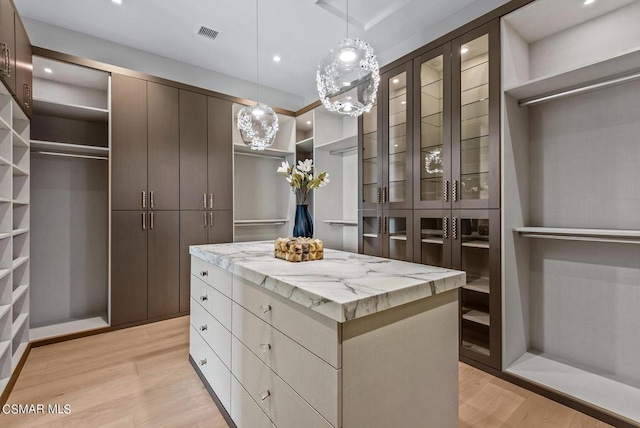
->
[[413, 210, 451, 267], [413, 45, 452, 210], [148, 82, 179, 210], [452, 22, 500, 210], [148, 210, 180, 318], [359, 94, 381, 210], [382, 62, 413, 210], [451, 209, 501, 369], [111, 211, 148, 326], [14, 13, 30, 116], [0, 0, 15, 95], [208, 210, 233, 244], [112, 74, 148, 210], [208, 97, 233, 211], [382, 210, 413, 261], [179, 211, 209, 313], [180, 90, 208, 210], [359, 210, 382, 257]]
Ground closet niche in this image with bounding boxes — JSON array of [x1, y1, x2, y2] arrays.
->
[[30, 57, 110, 339]]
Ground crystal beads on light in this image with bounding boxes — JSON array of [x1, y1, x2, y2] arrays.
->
[[316, 38, 380, 117], [237, 103, 279, 150]]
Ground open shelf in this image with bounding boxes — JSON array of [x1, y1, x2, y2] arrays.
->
[[463, 277, 490, 294], [315, 135, 357, 153], [462, 308, 490, 327], [507, 352, 640, 423], [12, 164, 28, 176], [12, 229, 28, 237], [11, 342, 27, 369], [12, 257, 28, 270], [30, 313, 109, 341], [12, 130, 29, 148], [0, 340, 9, 360], [33, 98, 109, 123], [12, 285, 28, 303], [11, 313, 28, 334], [296, 137, 313, 153], [323, 220, 358, 227], [514, 227, 640, 244], [0, 304, 9, 320], [31, 140, 109, 157], [233, 144, 294, 159]]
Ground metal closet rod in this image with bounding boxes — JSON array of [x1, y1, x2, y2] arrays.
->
[[519, 70, 640, 107], [33, 151, 109, 161]]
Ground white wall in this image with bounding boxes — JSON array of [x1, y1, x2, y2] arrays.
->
[[23, 18, 304, 111]]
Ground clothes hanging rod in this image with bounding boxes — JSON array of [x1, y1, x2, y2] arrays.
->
[[235, 151, 288, 160], [329, 146, 358, 156], [519, 71, 640, 107], [33, 151, 109, 161], [519, 233, 640, 245]]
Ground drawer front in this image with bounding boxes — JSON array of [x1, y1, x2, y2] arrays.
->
[[232, 302, 340, 426], [232, 336, 333, 428], [191, 256, 232, 298], [190, 298, 231, 369], [233, 276, 341, 368], [191, 275, 232, 330], [231, 376, 275, 428], [190, 325, 231, 412]]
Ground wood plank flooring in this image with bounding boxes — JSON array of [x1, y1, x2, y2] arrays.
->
[[0, 316, 609, 428]]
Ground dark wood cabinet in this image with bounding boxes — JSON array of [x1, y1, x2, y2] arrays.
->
[[359, 209, 413, 261], [413, 210, 452, 268], [111, 211, 148, 326], [179, 90, 208, 210], [147, 210, 180, 318], [208, 96, 233, 211], [148, 83, 179, 210], [112, 74, 148, 210], [0, 0, 15, 95], [14, 13, 30, 115]]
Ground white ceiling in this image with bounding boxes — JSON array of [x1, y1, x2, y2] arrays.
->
[[14, 0, 481, 104]]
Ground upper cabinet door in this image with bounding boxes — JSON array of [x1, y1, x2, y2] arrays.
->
[[179, 90, 208, 210], [359, 93, 381, 211], [208, 96, 233, 211], [452, 22, 500, 210], [148, 82, 179, 210], [413, 44, 452, 210], [382, 62, 413, 210], [112, 74, 148, 210], [14, 13, 30, 116], [0, 0, 15, 95]]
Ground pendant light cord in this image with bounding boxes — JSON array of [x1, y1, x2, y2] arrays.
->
[[256, 0, 260, 104], [346, 0, 349, 39]]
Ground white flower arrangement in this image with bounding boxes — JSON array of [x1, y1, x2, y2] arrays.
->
[[277, 159, 330, 205]]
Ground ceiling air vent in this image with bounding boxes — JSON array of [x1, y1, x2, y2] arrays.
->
[[198, 26, 220, 41]]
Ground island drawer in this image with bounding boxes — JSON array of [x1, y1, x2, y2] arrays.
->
[[190, 325, 231, 412], [231, 376, 275, 428], [190, 298, 231, 369], [231, 336, 334, 428], [232, 302, 340, 427], [233, 275, 341, 369], [191, 256, 232, 298], [191, 275, 232, 330]]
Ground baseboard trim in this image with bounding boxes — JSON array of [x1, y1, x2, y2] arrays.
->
[[0, 343, 32, 406], [460, 356, 639, 428], [189, 356, 237, 428], [110, 311, 190, 331]]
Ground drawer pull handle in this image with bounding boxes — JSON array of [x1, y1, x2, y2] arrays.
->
[[200, 295, 208, 302], [259, 344, 271, 353], [260, 390, 271, 402], [200, 271, 208, 277], [199, 325, 208, 332], [199, 358, 207, 366], [260, 304, 271, 314]]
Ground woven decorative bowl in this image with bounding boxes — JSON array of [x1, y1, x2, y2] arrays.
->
[[274, 237, 324, 262]]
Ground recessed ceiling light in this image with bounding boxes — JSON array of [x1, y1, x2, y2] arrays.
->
[[273, 55, 281, 62], [112, 0, 122, 4], [343, 81, 351, 87], [306, 121, 311, 125], [392, 79, 399, 84], [460, 46, 469, 54], [583, 0, 595, 4], [44, 67, 53, 74]]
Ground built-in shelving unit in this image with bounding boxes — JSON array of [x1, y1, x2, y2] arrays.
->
[[502, 1, 640, 424], [32, 98, 109, 122]]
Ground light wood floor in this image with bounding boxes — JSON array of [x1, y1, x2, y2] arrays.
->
[[0, 316, 609, 428]]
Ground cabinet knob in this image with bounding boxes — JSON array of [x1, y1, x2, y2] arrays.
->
[[260, 390, 271, 402], [199, 325, 208, 332], [200, 295, 208, 302], [198, 358, 207, 366], [200, 271, 208, 277], [260, 304, 271, 314], [259, 344, 271, 353]]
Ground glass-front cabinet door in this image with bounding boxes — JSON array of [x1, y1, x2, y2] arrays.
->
[[452, 23, 500, 209], [359, 211, 382, 257], [413, 210, 451, 268], [382, 210, 413, 262], [360, 98, 380, 210], [452, 209, 500, 369], [413, 45, 451, 210], [382, 63, 413, 210]]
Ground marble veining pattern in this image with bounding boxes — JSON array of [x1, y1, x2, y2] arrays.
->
[[190, 241, 466, 322]]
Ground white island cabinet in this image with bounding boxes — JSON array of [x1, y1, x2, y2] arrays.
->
[[188, 241, 465, 428]]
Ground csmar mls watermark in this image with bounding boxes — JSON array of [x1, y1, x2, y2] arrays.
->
[[2, 404, 71, 415]]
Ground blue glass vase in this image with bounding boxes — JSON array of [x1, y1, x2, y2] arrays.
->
[[293, 204, 313, 238]]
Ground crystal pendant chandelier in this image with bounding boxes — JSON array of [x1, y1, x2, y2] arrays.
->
[[237, 0, 278, 150], [316, 0, 380, 117]]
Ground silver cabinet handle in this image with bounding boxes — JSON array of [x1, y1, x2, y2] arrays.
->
[[24, 84, 31, 109], [199, 325, 207, 332], [259, 344, 271, 353], [452, 217, 458, 240], [384, 217, 388, 235], [382, 186, 388, 204], [443, 217, 449, 239], [443, 180, 449, 202], [150, 212, 154, 230], [200, 295, 208, 302], [150, 191, 154, 209], [200, 270, 208, 277], [209, 212, 214, 229], [376, 187, 381, 204], [260, 304, 271, 314], [377, 216, 382, 235], [203, 193, 207, 209], [260, 390, 271, 402], [0, 42, 9, 77], [142, 191, 146, 209], [203, 212, 207, 228], [142, 212, 146, 230], [199, 358, 207, 366], [452, 180, 458, 202], [209, 193, 214, 210]]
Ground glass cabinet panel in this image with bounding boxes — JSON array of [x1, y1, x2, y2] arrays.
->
[[362, 102, 378, 205], [385, 214, 411, 261], [420, 55, 445, 203], [418, 215, 446, 267], [387, 71, 408, 204], [459, 34, 489, 201], [361, 213, 381, 256]]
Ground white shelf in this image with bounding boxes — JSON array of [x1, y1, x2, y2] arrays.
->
[[462, 308, 490, 326], [233, 144, 294, 159], [0, 340, 9, 360], [12, 256, 28, 269], [514, 227, 640, 244], [462, 239, 489, 249], [315, 135, 357, 153], [12, 164, 28, 176], [0, 232, 10, 240], [0, 304, 9, 320], [323, 220, 358, 227], [31, 140, 109, 157], [421, 238, 444, 245], [12, 130, 29, 148], [11, 342, 27, 370], [30, 313, 109, 341], [234, 219, 288, 226], [296, 137, 314, 152], [12, 200, 28, 206], [12, 285, 28, 303], [505, 47, 640, 103], [462, 340, 490, 356], [507, 352, 640, 423], [12, 313, 28, 334], [0, 116, 10, 130], [463, 277, 490, 294], [33, 98, 109, 123], [363, 233, 379, 238], [0, 269, 10, 281], [389, 235, 408, 241], [0, 155, 10, 166], [12, 229, 28, 237]]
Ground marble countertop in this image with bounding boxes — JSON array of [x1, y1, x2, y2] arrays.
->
[[190, 241, 466, 323]]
